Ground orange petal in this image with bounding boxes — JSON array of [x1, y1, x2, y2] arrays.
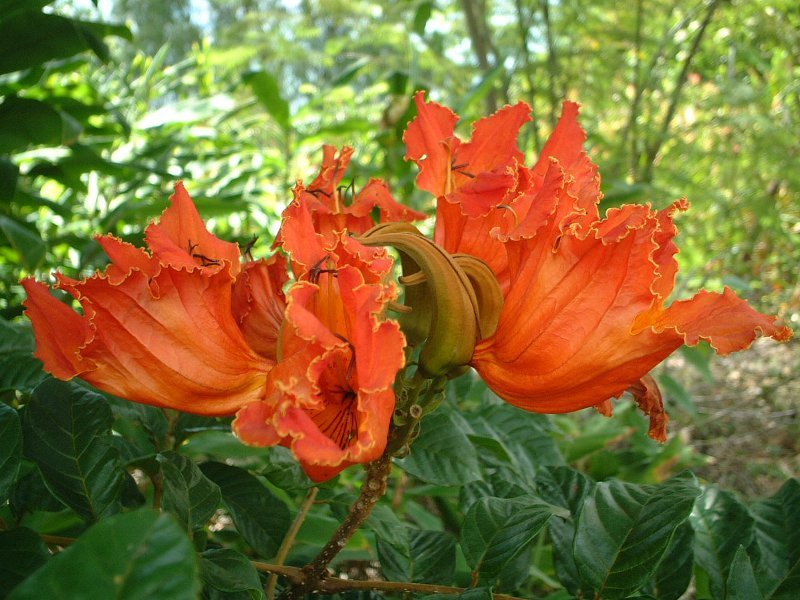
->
[[95, 235, 159, 283], [351, 178, 427, 224], [627, 374, 668, 442], [69, 266, 269, 415], [233, 399, 282, 447], [145, 182, 241, 275], [22, 278, 92, 379], [634, 287, 793, 354], [404, 91, 460, 197], [307, 145, 354, 196], [457, 101, 530, 176], [231, 255, 289, 362]]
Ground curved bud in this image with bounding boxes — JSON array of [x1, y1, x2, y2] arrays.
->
[[359, 223, 479, 377], [453, 253, 504, 339]]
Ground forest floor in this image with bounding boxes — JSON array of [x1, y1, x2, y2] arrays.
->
[[666, 337, 799, 500]]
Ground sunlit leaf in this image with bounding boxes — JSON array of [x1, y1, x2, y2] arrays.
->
[[244, 70, 291, 132], [0, 214, 46, 271]]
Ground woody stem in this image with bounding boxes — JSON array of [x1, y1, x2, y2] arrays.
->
[[279, 453, 393, 599]]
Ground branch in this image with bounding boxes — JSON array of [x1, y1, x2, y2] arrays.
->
[[540, 0, 560, 126], [279, 454, 393, 599], [253, 561, 530, 600]]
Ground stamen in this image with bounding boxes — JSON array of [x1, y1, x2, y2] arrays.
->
[[496, 204, 520, 228]]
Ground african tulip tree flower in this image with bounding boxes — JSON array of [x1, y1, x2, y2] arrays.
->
[[405, 93, 792, 440], [22, 183, 272, 415], [233, 251, 406, 482]]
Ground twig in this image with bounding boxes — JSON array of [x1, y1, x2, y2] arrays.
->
[[279, 454, 393, 599], [252, 561, 529, 600], [266, 487, 319, 600]]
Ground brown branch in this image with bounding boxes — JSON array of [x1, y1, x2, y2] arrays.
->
[[514, 0, 542, 152], [461, 0, 501, 112], [253, 561, 529, 600], [279, 454, 393, 599]]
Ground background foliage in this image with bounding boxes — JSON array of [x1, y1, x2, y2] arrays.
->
[[1, 0, 798, 598]]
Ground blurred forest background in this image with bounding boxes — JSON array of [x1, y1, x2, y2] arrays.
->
[[1, 0, 798, 497]]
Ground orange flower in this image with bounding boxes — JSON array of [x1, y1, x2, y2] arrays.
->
[[233, 250, 405, 482], [277, 145, 425, 250], [23, 183, 273, 415], [407, 95, 792, 440]]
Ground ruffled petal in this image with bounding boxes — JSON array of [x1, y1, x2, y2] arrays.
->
[[404, 91, 460, 197], [627, 374, 668, 442], [21, 278, 93, 379], [145, 182, 242, 275], [231, 255, 288, 362], [95, 235, 159, 283], [67, 266, 270, 415], [634, 287, 793, 354]]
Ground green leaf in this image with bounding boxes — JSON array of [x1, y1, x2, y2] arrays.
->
[[0, 403, 22, 503], [396, 408, 481, 486], [413, 2, 433, 36], [680, 344, 714, 384], [0, 12, 125, 75], [0, 97, 65, 154], [22, 378, 126, 522], [0, 215, 46, 271], [244, 71, 291, 132], [535, 467, 595, 597], [461, 496, 562, 585], [749, 478, 800, 599], [691, 485, 754, 600], [378, 529, 456, 584], [727, 546, 764, 600], [0, 156, 18, 203], [0, 527, 50, 595], [8, 510, 200, 600], [574, 473, 701, 598], [158, 451, 221, 532], [200, 461, 290, 558], [650, 521, 694, 600], [200, 548, 264, 600]]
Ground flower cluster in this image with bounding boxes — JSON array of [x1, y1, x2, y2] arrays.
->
[[23, 94, 792, 480]]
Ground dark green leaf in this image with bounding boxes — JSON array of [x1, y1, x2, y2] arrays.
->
[[22, 378, 125, 522], [461, 496, 562, 584], [651, 521, 694, 600], [727, 546, 764, 600], [749, 478, 800, 599], [396, 409, 481, 486], [691, 485, 754, 600], [574, 473, 700, 598], [200, 461, 290, 558], [10, 465, 66, 516], [8, 510, 199, 600], [159, 451, 221, 532], [535, 467, 595, 597], [0, 13, 126, 75], [0, 156, 18, 203], [0, 527, 50, 596], [244, 71, 291, 131], [378, 529, 456, 584], [0, 403, 22, 503], [0, 215, 46, 271], [200, 548, 264, 599], [0, 97, 64, 153]]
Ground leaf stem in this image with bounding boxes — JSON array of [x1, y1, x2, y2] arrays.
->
[[266, 486, 319, 600]]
